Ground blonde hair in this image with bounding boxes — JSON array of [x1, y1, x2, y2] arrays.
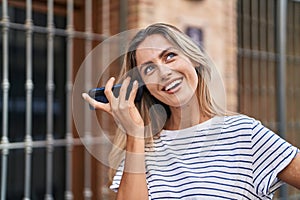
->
[[108, 23, 226, 183]]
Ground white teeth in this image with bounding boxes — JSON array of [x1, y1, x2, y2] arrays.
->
[[165, 79, 182, 91]]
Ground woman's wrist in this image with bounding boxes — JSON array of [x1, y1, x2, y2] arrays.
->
[[126, 134, 145, 153], [124, 134, 146, 173]]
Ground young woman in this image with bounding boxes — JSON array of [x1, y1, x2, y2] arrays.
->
[[82, 23, 300, 200]]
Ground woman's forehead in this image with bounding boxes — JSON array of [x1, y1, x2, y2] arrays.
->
[[135, 34, 174, 65], [137, 34, 171, 48]]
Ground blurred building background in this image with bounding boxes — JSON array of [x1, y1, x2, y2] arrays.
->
[[0, 0, 299, 199]]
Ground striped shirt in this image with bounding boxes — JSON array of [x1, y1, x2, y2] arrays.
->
[[110, 115, 299, 199]]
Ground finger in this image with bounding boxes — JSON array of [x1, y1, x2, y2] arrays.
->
[[118, 76, 131, 101], [128, 80, 138, 103], [82, 93, 111, 113], [104, 77, 115, 102]]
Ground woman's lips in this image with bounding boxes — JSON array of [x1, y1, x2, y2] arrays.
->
[[162, 78, 183, 93]]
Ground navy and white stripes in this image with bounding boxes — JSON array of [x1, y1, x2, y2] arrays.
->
[[110, 115, 299, 199]]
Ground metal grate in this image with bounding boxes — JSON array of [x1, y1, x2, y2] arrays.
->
[[237, 0, 300, 198], [0, 0, 110, 199], [237, 0, 278, 130]]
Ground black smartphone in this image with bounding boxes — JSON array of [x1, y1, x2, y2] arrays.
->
[[88, 82, 144, 104]]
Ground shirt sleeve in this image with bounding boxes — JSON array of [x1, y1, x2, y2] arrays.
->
[[251, 119, 299, 196]]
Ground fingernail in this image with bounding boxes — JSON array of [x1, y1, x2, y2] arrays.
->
[[82, 93, 87, 99]]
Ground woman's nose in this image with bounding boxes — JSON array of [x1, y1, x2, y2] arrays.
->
[[158, 65, 172, 81]]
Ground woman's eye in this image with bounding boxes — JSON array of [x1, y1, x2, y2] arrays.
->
[[166, 52, 176, 61], [144, 65, 155, 75]]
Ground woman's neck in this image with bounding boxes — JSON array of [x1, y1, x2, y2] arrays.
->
[[164, 95, 210, 130]]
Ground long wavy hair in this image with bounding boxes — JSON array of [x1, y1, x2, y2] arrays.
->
[[108, 23, 226, 183]]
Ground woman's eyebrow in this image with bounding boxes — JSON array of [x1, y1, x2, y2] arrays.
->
[[158, 47, 174, 59], [139, 47, 175, 70]]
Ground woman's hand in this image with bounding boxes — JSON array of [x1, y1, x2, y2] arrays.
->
[[82, 77, 145, 138]]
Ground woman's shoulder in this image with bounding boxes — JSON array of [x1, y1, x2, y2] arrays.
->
[[222, 114, 257, 127]]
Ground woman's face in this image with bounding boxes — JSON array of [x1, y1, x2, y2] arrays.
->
[[136, 34, 198, 107]]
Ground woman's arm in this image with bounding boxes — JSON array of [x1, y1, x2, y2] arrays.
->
[[82, 77, 149, 199], [116, 135, 148, 200], [278, 153, 300, 189]]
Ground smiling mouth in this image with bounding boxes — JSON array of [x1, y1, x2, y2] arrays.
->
[[163, 78, 183, 91]]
